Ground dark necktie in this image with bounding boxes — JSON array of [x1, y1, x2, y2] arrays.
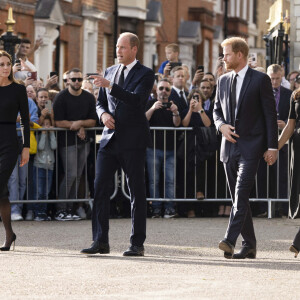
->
[[118, 65, 126, 88], [230, 74, 238, 124], [179, 90, 186, 106], [273, 88, 279, 111]]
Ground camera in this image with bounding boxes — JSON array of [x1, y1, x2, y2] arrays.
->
[[162, 102, 172, 109]]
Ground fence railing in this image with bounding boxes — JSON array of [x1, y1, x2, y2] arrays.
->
[[12, 127, 289, 218]]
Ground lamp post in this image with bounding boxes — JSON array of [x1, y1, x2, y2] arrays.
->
[[0, 7, 20, 64]]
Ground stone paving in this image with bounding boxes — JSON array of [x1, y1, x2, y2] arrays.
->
[[0, 217, 299, 299]]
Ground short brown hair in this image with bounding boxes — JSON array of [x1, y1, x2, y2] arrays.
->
[[170, 66, 184, 77], [119, 32, 140, 50], [221, 37, 249, 58], [267, 64, 282, 74], [166, 43, 179, 53]]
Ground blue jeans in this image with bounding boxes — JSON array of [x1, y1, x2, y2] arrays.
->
[[8, 155, 28, 215], [32, 166, 53, 215], [146, 148, 175, 210]]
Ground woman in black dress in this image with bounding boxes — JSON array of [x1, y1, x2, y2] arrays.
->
[[0, 51, 30, 251], [278, 88, 300, 258]]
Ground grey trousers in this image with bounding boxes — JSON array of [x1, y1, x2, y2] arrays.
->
[[56, 142, 90, 212]]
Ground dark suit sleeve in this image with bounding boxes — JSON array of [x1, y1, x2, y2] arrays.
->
[[96, 70, 109, 122], [260, 74, 278, 149], [213, 78, 226, 132], [110, 69, 155, 108]]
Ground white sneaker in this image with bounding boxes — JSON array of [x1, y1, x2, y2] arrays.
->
[[25, 210, 34, 221], [76, 207, 86, 219], [11, 213, 23, 221], [72, 214, 82, 221]]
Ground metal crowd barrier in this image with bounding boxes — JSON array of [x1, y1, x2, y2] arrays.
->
[[12, 127, 289, 218]]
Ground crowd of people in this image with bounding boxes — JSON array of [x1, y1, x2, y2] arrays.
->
[[2, 37, 298, 223], [1, 32, 300, 258]]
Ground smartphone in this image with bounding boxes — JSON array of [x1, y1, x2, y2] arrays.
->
[[45, 100, 52, 114], [249, 53, 257, 67], [50, 71, 58, 77], [169, 62, 182, 70], [27, 71, 37, 80], [86, 73, 99, 77], [197, 65, 204, 72]]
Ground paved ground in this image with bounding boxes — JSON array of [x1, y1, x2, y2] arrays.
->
[[0, 217, 300, 299]]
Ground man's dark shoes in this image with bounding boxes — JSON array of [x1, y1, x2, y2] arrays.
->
[[219, 239, 234, 259], [289, 245, 299, 258], [123, 245, 144, 256], [233, 246, 256, 259], [80, 241, 110, 255]]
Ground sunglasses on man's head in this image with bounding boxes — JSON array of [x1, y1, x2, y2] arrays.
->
[[158, 86, 170, 92], [70, 78, 83, 82]]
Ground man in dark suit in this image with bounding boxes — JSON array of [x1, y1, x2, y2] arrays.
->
[[256, 64, 292, 216], [81, 32, 155, 256], [168, 66, 188, 113], [213, 37, 278, 259]]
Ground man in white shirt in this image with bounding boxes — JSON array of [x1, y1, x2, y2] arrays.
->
[[14, 38, 38, 81]]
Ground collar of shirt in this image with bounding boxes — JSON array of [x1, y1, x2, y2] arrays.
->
[[115, 59, 137, 83], [232, 64, 248, 104], [172, 86, 186, 99]]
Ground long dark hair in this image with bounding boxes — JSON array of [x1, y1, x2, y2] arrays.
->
[[0, 50, 17, 83]]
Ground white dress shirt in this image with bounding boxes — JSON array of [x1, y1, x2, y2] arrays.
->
[[114, 59, 137, 84]]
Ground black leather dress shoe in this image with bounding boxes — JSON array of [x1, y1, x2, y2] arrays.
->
[[289, 245, 299, 258], [80, 241, 110, 254], [219, 239, 234, 259], [233, 246, 256, 259], [123, 245, 144, 256]]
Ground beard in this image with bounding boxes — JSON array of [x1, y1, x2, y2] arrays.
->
[[70, 84, 81, 91]]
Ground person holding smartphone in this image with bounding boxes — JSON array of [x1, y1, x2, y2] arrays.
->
[[14, 38, 38, 82], [145, 78, 180, 218], [180, 89, 212, 217], [35, 88, 55, 126]]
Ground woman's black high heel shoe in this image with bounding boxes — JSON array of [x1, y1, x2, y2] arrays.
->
[[289, 245, 299, 258], [0, 233, 16, 251]]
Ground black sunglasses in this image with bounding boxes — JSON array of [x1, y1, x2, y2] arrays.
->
[[192, 95, 199, 100], [70, 78, 83, 82], [158, 86, 170, 92], [63, 79, 68, 83]]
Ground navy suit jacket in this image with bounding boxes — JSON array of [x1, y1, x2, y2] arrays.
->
[[169, 88, 188, 113], [213, 67, 278, 163], [96, 61, 155, 150], [278, 86, 292, 122]]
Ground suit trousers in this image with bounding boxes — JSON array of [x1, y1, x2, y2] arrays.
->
[[293, 228, 300, 250], [223, 143, 260, 248], [92, 138, 147, 246]]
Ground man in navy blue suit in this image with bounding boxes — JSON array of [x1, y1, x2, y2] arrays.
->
[[81, 32, 155, 256], [213, 37, 278, 259]]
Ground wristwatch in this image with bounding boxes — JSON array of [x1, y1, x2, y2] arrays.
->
[[198, 109, 204, 114]]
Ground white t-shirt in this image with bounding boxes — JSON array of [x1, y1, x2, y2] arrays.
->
[[14, 58, 37, 81]]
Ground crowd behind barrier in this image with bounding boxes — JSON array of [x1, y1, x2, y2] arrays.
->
[[12, 127, 289, 220], [7, 38, 294, 221]]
